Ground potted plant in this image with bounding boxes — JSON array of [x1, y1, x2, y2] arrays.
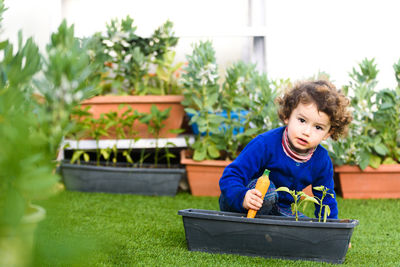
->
[[60, 105, 185, 196], [178, 187, 358, 264], [325, 58, 400, 199], [0, 6, 95, 265], [180, 41, 282, 196], [78, 16, 185, 139]]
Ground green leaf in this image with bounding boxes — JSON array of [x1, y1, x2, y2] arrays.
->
[[83, 152, 90, 162], [100, 149, 110, 160], [168, 128, 185, 134], [193, 148, 206, 161], [382, 157, 397, 165], [323, 205, 331, 223], [369, 154, 382, 169], [70, 150, 84, 164], [275, 187, 291, 194], [313, 185, 325, 191], [374, 143, 388, 156], [303, 196, 319, 205], [302, 200, 310, 211], [184, 108, 198, 116], [297, 191, 307, 198], [359, 154, 370, 170], [207, 144, 220, 159]]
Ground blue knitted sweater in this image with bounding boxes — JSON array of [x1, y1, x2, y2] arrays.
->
[[219, 126, 338, 219]]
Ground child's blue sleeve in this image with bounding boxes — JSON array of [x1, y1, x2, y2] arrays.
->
[[219, 135, 270, 213]]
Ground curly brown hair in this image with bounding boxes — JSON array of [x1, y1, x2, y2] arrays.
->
[[276, 80, 352, 140]]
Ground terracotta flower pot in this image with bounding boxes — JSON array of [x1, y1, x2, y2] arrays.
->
[[335, 164, 400, 199], [80, 95, 185, 139], [180, 150, 231, 196]]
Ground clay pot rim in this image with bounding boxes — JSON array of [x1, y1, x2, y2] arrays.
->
[[180, 150, 232, 167], [334, 164, 400, 173], [81, 95, 184, 104]]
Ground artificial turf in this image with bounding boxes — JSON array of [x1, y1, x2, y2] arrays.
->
[[32, 190, 400, 266]]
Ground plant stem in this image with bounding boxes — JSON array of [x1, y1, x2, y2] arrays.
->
[[154, 138, 159, 168], [318, 192, 326, 222], [96, 138, 100, 166]]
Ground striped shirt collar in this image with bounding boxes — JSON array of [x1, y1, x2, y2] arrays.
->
[[281, 127, 315, 163]]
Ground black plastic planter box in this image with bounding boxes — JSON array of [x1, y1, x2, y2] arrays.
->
[[178, 209, 358, 264], [61, 162, 185, 196]]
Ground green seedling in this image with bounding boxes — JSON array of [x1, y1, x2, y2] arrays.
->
[[275, 187, 319, 221], [70, 150, 90, 165], [104, 110, 120, 167], [313, 185, 335, 222], [140, 105, 171, 168], [69, 105, 92, 165], [119, 106, 142, 167], [88, 114, 109, 166], [100, 147, 112, 166], [159, 141, 177, 167]]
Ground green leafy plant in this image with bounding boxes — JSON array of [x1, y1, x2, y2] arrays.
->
[[33, 20, 99, 159], [275, 187, 319, 221], [67, 104, 182, 168], [326, 58, 400, 169], [119, 106, 142, 166], [104, 107, 128, 166], [0, 3, 97, 218], [139, 105, 183, 168], [92, 16, 182, 96], [87, 114, 109, 166], [181, 40, 282, 161], [0, 3, 101, 265], [100, 146, 113, 166], [181, 40, 223, 161], [313, 186, 335, 222], [147, 50, 184, 95], [218, 61, 283, 159], [69, 106, 92, 165]]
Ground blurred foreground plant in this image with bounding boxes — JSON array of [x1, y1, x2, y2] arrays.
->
[[0, 1, 99, 264]]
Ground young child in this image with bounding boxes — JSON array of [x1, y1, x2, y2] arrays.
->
[[219, 80, 352, 219]]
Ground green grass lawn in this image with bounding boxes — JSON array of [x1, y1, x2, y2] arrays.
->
[[32, 190, 400, 266]]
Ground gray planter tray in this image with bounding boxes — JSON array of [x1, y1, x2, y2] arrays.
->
[[178, 209, 358, 264], [61, 162, 185, 196]]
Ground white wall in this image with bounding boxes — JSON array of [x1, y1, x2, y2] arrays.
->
[[265, 0, 400, 89], [2, 0, 61, 52], [2, 0, 400, 89], [62, 0, 250, 79]]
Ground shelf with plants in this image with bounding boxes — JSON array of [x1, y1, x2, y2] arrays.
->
[[60, 103, 188, 196]]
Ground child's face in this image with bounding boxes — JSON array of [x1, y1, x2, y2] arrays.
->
[[284, 102, 331, 152]]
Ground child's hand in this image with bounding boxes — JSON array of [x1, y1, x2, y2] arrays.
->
[[243, 189, 263, 210]]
